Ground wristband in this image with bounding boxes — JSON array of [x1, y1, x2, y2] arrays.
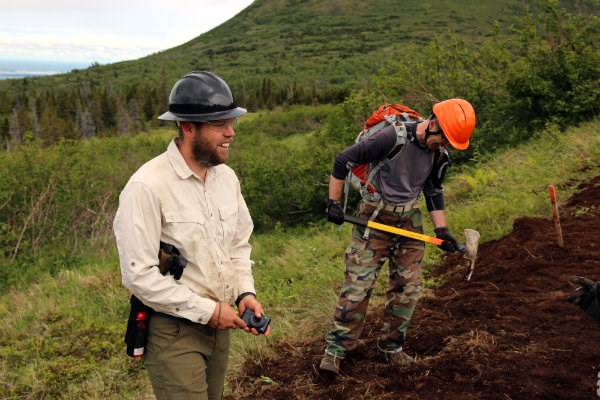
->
[[235, 292, 256, 307]]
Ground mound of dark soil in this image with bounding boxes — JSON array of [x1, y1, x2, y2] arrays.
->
[[228, 175, 600, 400]]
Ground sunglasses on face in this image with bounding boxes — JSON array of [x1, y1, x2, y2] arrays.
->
[[430, 118, 448, 141]]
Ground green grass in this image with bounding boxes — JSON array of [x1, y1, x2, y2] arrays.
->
[[441, 122, 600, 242], [1, 118, 599, 399], [0, 259, 150, 399]]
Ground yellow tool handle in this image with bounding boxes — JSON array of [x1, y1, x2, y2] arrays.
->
[[343, 215, 444, 245], [367, 221, 444, 245]]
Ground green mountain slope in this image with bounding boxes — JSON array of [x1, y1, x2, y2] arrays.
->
[[0, 0, 598, 144], [0, 1, 533, 97], [173, 0, 520, 92]]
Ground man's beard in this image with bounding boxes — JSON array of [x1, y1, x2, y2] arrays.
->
[[191, 132, 226, 167]]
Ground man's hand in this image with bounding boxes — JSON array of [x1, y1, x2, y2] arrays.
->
[[568, 276, 600, 323], [434, 227, 466, 253], [326, 199, 344, 225], [238, 295, 271, 337], [208, 302, 245, 330]]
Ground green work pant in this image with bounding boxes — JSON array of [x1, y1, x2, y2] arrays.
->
[[325, 202, 425, 358], [144, 313, 230, 400]]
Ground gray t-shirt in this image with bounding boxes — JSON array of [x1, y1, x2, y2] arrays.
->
[[332, 124, 448, 209]]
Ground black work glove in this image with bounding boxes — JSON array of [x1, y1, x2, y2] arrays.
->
[[326, 199, 345, 225], [434, 226, 466, 253], [567, 276, 600, 324]]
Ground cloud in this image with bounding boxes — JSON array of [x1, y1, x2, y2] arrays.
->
[[0, 0, 254, 63]]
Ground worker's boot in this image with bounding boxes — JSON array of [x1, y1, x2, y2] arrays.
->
[[318, 351, 343, 375], [377, 339, 415, 366]]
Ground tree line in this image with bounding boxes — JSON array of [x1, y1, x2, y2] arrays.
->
[[0, 71, 349, 150]]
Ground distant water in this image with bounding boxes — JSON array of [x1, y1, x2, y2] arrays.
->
[[0, 59, 90, 80]]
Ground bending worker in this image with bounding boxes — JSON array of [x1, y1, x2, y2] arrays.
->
[[114, 71, 270, 400], [320, 99, 476, 375]]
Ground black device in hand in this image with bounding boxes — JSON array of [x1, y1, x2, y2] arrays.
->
[[241, 309, 271, 334]]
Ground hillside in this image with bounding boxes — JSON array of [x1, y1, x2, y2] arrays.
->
[[0, 116, 598, 399], [2, 0, 599, 148], [1, 2, 600, 397], [229, 173, 600, 400], [0, 0, 528, 96]]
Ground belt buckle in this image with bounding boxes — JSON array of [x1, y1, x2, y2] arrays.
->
[[393, 204, 405, 214]]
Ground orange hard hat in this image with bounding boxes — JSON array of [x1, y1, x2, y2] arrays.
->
[[432, 99, 476, 150]]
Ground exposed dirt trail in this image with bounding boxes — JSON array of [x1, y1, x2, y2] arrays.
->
[[228, 175, 600, 400]]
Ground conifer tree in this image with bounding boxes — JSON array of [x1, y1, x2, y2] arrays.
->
[[9, 107, 21, 146]]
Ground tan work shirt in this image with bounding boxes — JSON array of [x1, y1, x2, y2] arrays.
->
[[114, 138, 255, 325]]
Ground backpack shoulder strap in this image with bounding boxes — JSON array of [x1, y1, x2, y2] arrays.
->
[[360, 121, 408, 201]]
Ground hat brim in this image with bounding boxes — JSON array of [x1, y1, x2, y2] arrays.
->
[[158, 107, 247, 122]]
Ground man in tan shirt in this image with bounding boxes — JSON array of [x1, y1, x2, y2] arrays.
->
[[114, 71, 270, 400]]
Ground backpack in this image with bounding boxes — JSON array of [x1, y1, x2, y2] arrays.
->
[[343, 104, 422, 212]]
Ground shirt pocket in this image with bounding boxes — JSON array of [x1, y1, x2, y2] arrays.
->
[[218, 204, 238, 245], [163, 210, 207, 257]]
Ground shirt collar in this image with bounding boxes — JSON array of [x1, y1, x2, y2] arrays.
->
[[167, 137, 194, 179]]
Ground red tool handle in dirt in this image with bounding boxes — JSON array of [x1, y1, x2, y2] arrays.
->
[[343, 215, 444, 245]]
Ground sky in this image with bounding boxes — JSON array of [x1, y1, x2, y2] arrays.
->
[[0, 0, 254, 66]]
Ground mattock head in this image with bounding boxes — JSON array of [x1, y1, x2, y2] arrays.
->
[[463, 229, 480, 281]]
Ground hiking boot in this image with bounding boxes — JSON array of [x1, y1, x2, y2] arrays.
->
[[377, 346, 415, 366], [377, 347, 415, 367], [319, 352, 343, 375]]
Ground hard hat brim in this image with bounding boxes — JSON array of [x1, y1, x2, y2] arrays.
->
[[158, 106, 247, 122]]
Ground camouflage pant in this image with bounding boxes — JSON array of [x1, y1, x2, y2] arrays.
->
[[325, 201, 425, 358]]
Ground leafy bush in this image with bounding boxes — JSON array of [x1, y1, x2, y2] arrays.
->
[[505, 3, 600, 130], [0, 132, 171, 290]]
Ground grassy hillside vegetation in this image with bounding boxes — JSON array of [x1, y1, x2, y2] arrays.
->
[[1, 1, 599, 148], [1, 1, 600, 398], [1, 118, 599, 399]]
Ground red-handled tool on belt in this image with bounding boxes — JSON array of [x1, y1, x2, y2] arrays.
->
[[344, 215, 480, 281]]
